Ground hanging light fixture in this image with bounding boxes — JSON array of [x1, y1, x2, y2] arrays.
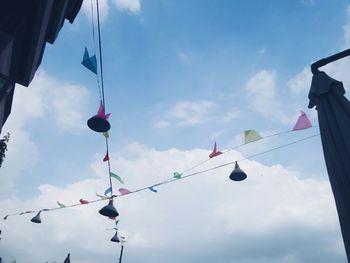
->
[[99, 199, 119, 218], [87, 100, 111, 133], [229, 161, 247, 181], [87, 115, 110, 133], [30, 211, 42, 224], [110, 231, 120, 243]]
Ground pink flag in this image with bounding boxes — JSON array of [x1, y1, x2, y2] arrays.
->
[[118, 188, 132, 195], [79, 199, 89, 204], [209, 141, 222, 158], [293, 111, 312, 131], [97, 100, 111, 120], [103, 152, 109, 162]]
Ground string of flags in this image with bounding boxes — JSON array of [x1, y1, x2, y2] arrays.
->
[[2, 111, 318, 224], [2, 0, 318, 252]]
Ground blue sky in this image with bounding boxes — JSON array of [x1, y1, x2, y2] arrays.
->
[[1, 0, 350, 262]]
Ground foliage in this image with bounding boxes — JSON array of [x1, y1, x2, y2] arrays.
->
[[0, 132, 10, 168]]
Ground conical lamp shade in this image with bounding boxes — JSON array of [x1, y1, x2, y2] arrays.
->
[[229, 162, 247, 181], [99, 199, 119, 218], [110, 231, 120, 243], [30, 211, 42, 223], [87, 116, 111, 133]]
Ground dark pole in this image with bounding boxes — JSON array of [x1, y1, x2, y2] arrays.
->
[[311, 48, 350, 74], [118, 245, 124, 263]]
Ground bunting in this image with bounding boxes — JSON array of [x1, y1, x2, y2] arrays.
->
[[104, 187, 112, 196], [293, 111, 312, 130], [79, 199, 89, 204], [103, 152, 109, 162], [173, 172, 182, 179], [148, 186, 158, 193], [81, 47, 97, 74], [97, 100, 111, 120], [118, 188, 132, 195], [57, 201, 66, 208], [244, 130, 262, 144], [209, 141, 222, 158], [110, 172, 124, 184]]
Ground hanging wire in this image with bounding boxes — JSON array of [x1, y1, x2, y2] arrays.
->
[[90, 0, 103, 101], [2, 133, 320, 220], [177, 126, 319, 176], [105, 137, 114, 196], [96, 0, 106, 107]]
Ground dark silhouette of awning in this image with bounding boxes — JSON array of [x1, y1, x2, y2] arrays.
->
[[309, 48, 350, 262]]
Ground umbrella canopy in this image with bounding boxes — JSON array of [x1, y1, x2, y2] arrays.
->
[[63, 253, 70, 263], [308, 71, 350, 261]]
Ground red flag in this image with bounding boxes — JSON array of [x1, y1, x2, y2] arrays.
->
[[103, 152, 109, 162], [79, 199, 89, 204], [209, 141, 222, 158]]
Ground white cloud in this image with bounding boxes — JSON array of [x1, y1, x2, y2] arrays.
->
[[113, 0, 141, 14], [288, 67, 312, 96], [245, 70, 292, 124], [221, 109, 239, 123], [81, 0, 110, 22], [0, 71, 90, 195], [156, 100, 216, 127], [81, 0, 141, 22], [0, 145, 346, 262], [153, 120, 169, 129]]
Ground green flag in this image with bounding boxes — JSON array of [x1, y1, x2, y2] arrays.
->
[[244, 130, 262, 144], [173, 172, 182, 179], [110, 172, 124, 184], [57, 201, 66, 208]]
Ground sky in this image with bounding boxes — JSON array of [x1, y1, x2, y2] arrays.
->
[[1, 0, 350, 262]]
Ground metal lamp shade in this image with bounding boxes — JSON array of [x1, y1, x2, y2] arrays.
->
[[110, 231, 120, 243], [99, 199, 119, 218], [229, 162, 247, 181], [87, 116, 111, 133], [30, 211, 42, 223]]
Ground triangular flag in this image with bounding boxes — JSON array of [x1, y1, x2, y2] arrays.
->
[[104, 187, 112, 196], [173, 172, 182, 179], [148, 186, 158, 193], [293, 111, 312, 130], [244, 130, 262, 144], [96, 193, 108, 199], [103, 131, 109, 138], [110, 172, 124, 184], [81, 47, 97, 74], [103, 152, 109, 162], [209, 141, 222, 158], [57, 201, 66, 208], [97, 100, 111, 120], [119, 188, 132, 195], [79, 199, 89, 204]]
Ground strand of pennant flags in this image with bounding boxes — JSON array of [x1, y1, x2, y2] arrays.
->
[[2, 0, 317, 248], [3, 110, 318, 223]]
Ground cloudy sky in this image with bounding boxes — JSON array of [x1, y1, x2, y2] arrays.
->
[[1, 0, 350, 262]]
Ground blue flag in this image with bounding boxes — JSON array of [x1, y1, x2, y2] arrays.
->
[[104, 187, 112, 196], [81, 47, 97, 74], [148, 186, 158, 193]]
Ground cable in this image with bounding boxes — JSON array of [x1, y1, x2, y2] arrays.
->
[[2, 133, 319, 220]]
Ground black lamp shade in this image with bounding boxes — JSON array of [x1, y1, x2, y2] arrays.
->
[[87, 116, 111, 133], [99, 200, 119, 218], [229, 162, 247, 181]]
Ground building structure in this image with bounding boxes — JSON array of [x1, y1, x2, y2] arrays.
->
[[0, 0, 83, 134]]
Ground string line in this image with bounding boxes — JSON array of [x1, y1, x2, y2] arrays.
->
[[3, 133, 319, 220], [96, 0, 106, 107]]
